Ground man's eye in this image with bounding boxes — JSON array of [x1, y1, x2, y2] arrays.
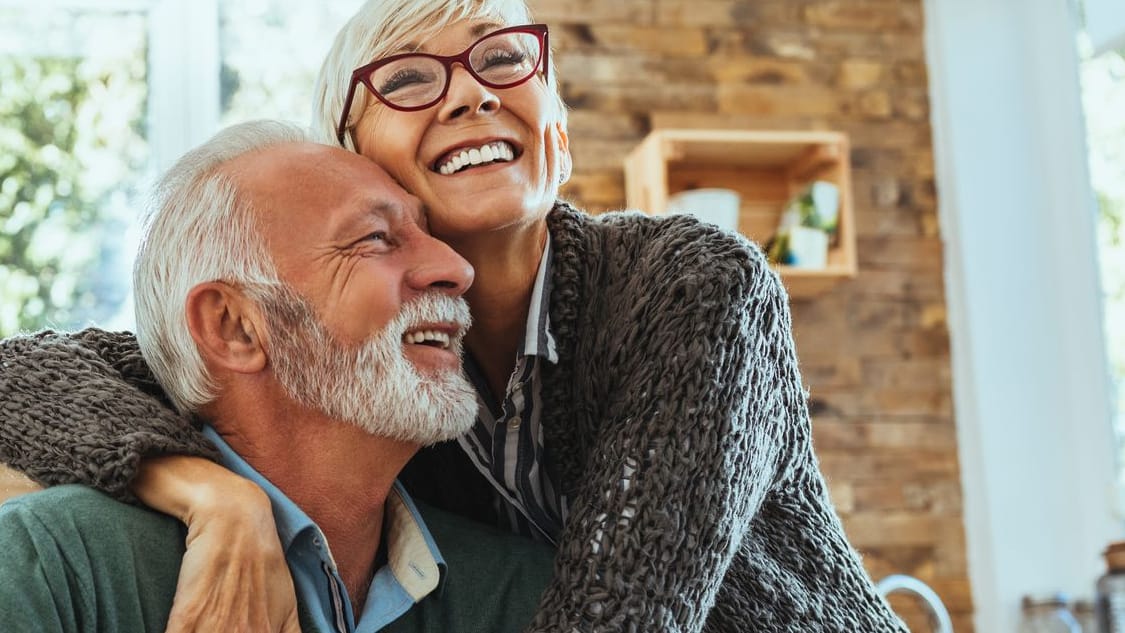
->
[[353, 231, 392, 252]]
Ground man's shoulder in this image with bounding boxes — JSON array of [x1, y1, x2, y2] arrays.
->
[[0, 485, 184, 633], [0, 484, 185, 559], [416, 500, 554, 573], [398, 501, 553, 633], [2, 484, 173, 526]]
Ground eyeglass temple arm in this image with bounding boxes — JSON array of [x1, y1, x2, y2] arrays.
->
[[336, 79, 361, 145]]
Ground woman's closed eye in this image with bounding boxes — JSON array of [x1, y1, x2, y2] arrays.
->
[[480, 49, 527, 70], [379, 68, 438, 96]]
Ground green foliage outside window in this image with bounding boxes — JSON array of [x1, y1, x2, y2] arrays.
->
[[1081, 48, 1125, 387], [0, 42, 147, 337]]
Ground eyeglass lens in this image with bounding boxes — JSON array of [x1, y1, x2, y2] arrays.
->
[[367, 31, 542, 108]]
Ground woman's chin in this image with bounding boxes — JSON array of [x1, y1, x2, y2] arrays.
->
[[428, 191, 553, 240]]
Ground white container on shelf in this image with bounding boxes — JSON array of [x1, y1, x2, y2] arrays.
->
[[666, 188, 741, 233], [786, 226, 829, 269]]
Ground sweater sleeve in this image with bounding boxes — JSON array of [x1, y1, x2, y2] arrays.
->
[[0, 329, 219, 503], [528, 223, 799, 632]]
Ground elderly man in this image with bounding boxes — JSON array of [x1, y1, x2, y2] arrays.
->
[[0, 120, 553, 633]]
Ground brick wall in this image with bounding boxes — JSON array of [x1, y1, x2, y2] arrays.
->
[[531, 0, 970, 630]]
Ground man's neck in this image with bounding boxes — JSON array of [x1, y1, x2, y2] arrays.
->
[[208, 391, 417, 614]]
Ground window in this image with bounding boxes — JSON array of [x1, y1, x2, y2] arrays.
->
[[1078, 10, 1125, 493], [0, 0, 361, 337], [219, 0, 361, 126], [0, 2, 149, 335]]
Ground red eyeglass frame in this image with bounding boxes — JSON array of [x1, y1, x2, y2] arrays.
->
[[335, 23, 550, 145]]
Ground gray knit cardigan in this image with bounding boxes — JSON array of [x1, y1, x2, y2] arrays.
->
[[0, 202, 906, 632]]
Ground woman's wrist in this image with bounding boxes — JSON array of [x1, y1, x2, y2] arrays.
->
[[133, 455, 268, 524]]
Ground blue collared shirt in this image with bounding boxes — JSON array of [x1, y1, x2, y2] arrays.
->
[[201, 427, 446, 633]]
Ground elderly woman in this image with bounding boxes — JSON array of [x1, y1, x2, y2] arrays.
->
[[0, 0, 905, 631]]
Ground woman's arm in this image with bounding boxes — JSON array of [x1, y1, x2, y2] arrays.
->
[[0, 329, 300, 632], [0, 463, 41, 504], [0, 329, 219, 500], [136, 457, 301, 633], [529, 237, 789, 632], [529, 218, 902, 632]]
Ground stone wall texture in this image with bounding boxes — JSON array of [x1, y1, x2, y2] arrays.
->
[[529, 0, 969, 630]]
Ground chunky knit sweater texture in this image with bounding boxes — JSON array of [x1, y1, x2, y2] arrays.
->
[[0, 202, 905, 632]]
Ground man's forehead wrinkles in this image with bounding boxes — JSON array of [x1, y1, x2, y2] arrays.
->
[[366, 195, 424, 226], [367, 199, 397, 217]]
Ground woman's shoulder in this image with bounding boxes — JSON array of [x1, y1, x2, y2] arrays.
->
[[549, 201, 781, 296], [1, 328, 139, 364]]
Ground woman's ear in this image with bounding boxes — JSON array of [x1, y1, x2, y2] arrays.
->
[[185, 282, 268, 375], [554, 120, 572, 185]]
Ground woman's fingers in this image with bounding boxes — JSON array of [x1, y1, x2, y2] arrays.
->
[[159, 467, 301, 633]]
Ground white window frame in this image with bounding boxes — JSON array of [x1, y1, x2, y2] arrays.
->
[[147, 0, 220, 171], [0, 0, 221, 170], [924, 0, 1119, 631]]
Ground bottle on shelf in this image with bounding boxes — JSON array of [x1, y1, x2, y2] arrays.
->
[[1098, 541, 1125, 633], [1074, 598, 1098, 633]]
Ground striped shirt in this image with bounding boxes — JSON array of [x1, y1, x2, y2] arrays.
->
[[458, 236, 566, 544]]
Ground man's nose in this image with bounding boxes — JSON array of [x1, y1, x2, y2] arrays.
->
[[437, 64, 500, 122], [406, 233, 474, 297]]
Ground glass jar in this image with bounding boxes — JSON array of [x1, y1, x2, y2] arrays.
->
[[1098, 541, 1125, 633], [1020, 594, 1081, 633], [1074, 598, 1099, 632]]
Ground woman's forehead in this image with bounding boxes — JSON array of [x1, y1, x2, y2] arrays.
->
[[392, 18, 506, 55]]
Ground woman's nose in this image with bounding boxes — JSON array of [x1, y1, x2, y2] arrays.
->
[[437, 64, 500, 122]]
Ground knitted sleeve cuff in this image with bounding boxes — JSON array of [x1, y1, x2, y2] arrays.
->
[[0, 328, 218, 503]]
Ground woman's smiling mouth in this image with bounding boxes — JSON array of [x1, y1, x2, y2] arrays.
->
[[434, 140, 520, 175]]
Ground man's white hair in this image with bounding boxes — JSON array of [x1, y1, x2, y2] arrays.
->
[[134, 119, 308, 414], [311, 0, 564, 150]]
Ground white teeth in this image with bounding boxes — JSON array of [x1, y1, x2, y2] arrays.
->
[[403, 329, 452, 349], [436, 141, 515, 175]]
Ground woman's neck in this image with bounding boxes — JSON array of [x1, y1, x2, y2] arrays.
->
[[449, 222, 548, 399]]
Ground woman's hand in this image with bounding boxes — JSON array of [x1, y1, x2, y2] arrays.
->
[[0, 463, 41, 505], [134, 456, 301, 633]]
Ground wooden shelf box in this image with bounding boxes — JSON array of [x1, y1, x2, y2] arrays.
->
[[624, 129, 857, 298]]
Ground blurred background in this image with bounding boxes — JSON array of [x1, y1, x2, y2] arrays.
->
[[1, 1, 1124, 631]]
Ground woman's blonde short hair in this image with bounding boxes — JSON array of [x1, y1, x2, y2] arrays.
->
[[311, 0, 565, 151]]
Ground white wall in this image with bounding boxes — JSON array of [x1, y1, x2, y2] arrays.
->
[[923, 0, 1120, 631]]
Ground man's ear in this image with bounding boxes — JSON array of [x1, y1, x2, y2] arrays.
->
[[185, 282, 268, 374]]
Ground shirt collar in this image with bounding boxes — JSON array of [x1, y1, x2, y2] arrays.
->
[[522, 232, 558, 363], [200, 426, 446, 603], [381, 482, 445, 601], [201, 425, 315, 552]]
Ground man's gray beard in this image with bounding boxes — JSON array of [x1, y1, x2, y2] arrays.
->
[[255, 285, 478, 446]]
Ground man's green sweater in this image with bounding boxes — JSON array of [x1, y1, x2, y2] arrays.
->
[[0, 485, 553, 633]]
